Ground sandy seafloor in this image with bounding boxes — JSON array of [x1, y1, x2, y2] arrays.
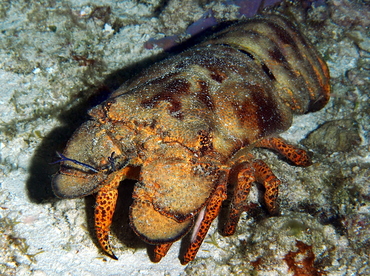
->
[[0, 0, 369, 275]]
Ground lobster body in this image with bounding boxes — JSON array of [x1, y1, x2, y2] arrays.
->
[[52, 15, 330, 264]]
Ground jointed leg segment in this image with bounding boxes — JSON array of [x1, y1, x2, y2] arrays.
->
[[223, 159, 281, 236], [153, 243, 173, 263], [255, 137, 312, 167], [223, 137, 310, 237], [181, 184, 227, 265], [95, 166, 139, 259], [223, 163, 254, 236]]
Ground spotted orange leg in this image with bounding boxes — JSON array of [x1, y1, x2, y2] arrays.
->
[[255, 137, 312, 167], [95, 166, 140, 259], [222, 162, 255, 236], [223, 137, 312, 236], [223, 159, 281, 236], [181, 183, 227, 265], [153, 243, 173, 263]]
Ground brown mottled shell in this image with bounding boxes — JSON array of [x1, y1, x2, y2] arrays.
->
[[52, 15, 329, 247]]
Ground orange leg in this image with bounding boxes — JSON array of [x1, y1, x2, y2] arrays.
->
[[181, 184, 227, 265], [223, 160, 281, 236], [95, 166, 139, 260], [252, 160, 281, 215], [95, 178, 119, 260], [255, 137, 312, 167], [222, 163, 254, 236], [153, 242, 173, 263]]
